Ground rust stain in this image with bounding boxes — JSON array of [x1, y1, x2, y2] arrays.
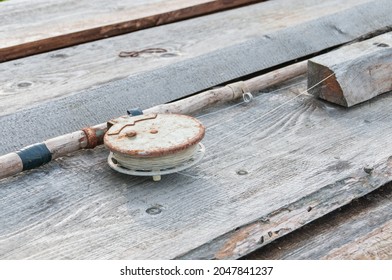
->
[[215, 210, 300, 259], [82, 127, 105, 149], [105, 113, 205, 158], [126, 131, 137, 137], [107, 114, 158, 136], [215, 223, 258, 259], [119, 48, 167, 58]]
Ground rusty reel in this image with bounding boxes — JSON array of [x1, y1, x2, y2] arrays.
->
[[104, 113, 205, 181]]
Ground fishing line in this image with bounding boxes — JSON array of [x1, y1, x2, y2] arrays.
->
[[196, 80, 306, 130], [206, 71, 336, 150], [178, 38, 384, 180], [122, 24, 392, 256], [201, 37, 383, 157], [104, 75, 306, 181], [131, 27, 392, 256]]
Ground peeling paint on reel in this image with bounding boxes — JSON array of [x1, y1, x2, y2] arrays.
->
[[104, 113, 205, 181]]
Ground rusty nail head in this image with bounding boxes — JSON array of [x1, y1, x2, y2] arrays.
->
[[125, 131, 137, 138]]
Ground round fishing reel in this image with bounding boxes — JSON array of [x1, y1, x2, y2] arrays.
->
[[104, 113, 205, 181]]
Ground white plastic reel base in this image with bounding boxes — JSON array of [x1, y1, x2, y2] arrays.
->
[[108, 143, 205, 181]]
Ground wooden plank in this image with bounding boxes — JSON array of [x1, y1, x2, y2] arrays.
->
[[1, 0, 391, 155], [324, 221, 392, 259], [243, 183, 392, 260], [308, 32, 392, 107], [0, 0, 372, 118], [2, 77, 392, 259], [0, 0, 264, 62]]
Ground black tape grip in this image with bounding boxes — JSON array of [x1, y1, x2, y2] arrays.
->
[[16, 143, 52, 171]]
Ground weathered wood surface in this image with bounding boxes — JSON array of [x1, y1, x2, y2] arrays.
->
[[324, 221, 392, 260], [243, 183, 392, 260], [0, 0, 371, 117], [1, 0, 391, 155], [308, 32, 392, 107], [2, 76, 392, 259], [0, 153, 23, 180], [0, 0, 264, 62]]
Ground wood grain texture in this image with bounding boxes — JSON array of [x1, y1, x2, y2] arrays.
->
[[0, 0, 264, 62], [324, 221, 392, 259], [243, 183, 392, 260], [1, 0, 390, 156], [308, 32, 392, 107], [0, 153, 22, 179], [2, 77, 392, 259], [0, 0, 373, 117]]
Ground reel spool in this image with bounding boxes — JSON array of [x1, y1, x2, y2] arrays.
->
[[104, 113, 205, 181]]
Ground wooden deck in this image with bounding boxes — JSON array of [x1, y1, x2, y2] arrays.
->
[[0, 0, 391, 260], [244, 183, 392, 260]]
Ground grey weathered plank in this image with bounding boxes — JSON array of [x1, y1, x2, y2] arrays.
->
[[308, 32, 392, 107], [0, 0, 204, 49], [243, 183, 392, 260], [0, 0, 265, 62], [323, 220, 392, 259], [1, 0, 391, 155], [0, 0, 371, 117], [1, 77, 392, 259]]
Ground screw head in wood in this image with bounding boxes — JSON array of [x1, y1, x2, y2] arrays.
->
[[146, 206, 162, 215], [236, 169, 248, 175]]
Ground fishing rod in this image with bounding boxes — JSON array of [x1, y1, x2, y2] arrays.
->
[[0, 61, 307, 180]]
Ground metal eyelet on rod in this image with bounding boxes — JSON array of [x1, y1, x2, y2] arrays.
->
[[243, 92, 254, 103]]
